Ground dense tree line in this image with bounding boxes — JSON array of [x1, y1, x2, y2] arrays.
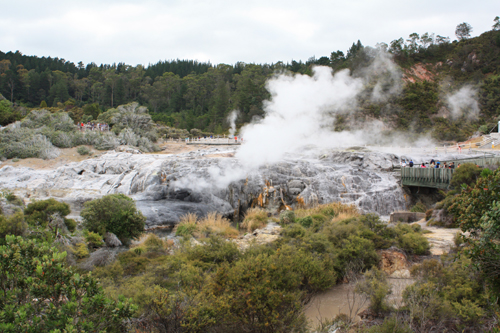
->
[[1, 19, 500, 137]]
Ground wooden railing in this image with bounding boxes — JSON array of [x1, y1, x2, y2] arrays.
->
[[401, 167, 454, 189], [400, 154, 500, 188]]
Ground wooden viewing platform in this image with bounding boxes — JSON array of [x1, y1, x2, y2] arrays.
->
[[401, 168, 454, 189], [400, 154, 500, 189]]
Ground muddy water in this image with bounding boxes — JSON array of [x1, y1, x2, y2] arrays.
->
[[304, 278, 414, 328]]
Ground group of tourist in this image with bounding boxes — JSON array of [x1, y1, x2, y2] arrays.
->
[[78, 122, 109, 131], [400, 159, 460, 169]]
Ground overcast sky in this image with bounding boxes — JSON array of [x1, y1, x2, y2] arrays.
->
[[2, 0, 498, 67]]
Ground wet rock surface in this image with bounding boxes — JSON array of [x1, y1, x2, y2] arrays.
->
[[0, 146, 409, 228]]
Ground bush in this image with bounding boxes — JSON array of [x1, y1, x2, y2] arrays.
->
[[0, 212, 27, 241], [81, 194, 145, 242], [279, 210, 295, 224], [355, 268, 392, 314], [398, 232, 430, 255], [425, 209, 433, 220], [175, 223, 197, 238], [143, 234, 164, 251], [64, 218, 77, 232], [0, 235, 135, 332], [24, 198, 70, 227], [73, 242, 90, 258], [282, 223, 307, 238], [241, 208, 268, 231], [410, 201, 426, 213], [77, 145, 91, 155], [365, 315, 412, 333], [450, 163, 481, 188], [85, 231, 104, 248], [297, 216, 313, 228], [5, 193, 23, 206], [481, 168, 493, 178]]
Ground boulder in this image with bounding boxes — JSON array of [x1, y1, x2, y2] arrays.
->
[[104, 232, 122, 247], [378, 247, 410, 278]]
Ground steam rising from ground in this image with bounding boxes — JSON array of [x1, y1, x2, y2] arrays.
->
[[236, 67, 363, 169], [176, 51, 436, 190], [446, 86, 479, 119], [226, 110, 239, 136]]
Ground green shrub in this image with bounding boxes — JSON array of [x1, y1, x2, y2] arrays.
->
[[450, 163, 481, 188], [0, 212, 27, 241], [410, 201, 426, 213], [279, 210, 295, 224], [5, 193, 23, 206], [405, 255, 492, 328], [480, 168, 493, 178], [296, 215, 313, 228], [355, 267, 391, 315], [399, 232, 430, 255], [77, 145, 91, 155], [411, 224, 422, 233], [336, 235, 379, 272], [81, 193, 145, 242], [64, 218, 77, 232], [85, 231, 104, 248], [24, 198, 70, 227], [143, 234, 164, 251], [282, 223, 307, 238], [425, 209, 433, 220], [185, 236, 240, 268], [365, 315, 412, 333], [175, 223, 197, 238], [73, 242, 90, 259], [0, 235, 136, 332], [117, 251, 151, 275]]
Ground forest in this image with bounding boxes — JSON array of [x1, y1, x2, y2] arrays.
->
[[1, 20, 500, 141]]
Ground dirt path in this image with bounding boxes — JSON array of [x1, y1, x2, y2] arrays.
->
[[412, 219, 460, 255]]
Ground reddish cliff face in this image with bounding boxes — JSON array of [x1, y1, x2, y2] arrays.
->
[[402, 63, 441, 83]]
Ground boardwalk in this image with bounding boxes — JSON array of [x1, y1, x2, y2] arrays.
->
[[401, 168, 454, 189], [400, 154, 500, 189]]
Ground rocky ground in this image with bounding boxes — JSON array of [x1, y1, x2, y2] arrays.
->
[[0, 143, 411, 228]]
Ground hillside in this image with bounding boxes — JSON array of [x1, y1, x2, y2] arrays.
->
[[1, 28, 500, 142]]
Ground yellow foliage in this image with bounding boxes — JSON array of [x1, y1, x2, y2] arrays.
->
[[294, 202, 359, 219], [241, 208, 268, 232], [197, 212, 239, 238]]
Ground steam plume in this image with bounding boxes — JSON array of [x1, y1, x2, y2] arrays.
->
[[226, 110, 239, 136], [446, 86, 479, 119]]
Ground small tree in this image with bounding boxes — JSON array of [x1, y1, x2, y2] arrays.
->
[[81, 194, 145, 242], [455, 22, 473, 41], [450, 169, 500, 295], [493, 16, 500, 31], [0, 235, 136, 332], [355, 268, 392, 315]]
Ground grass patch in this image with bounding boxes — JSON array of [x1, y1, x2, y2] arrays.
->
[[175, 212, 238, 239], [241, 208, 268, 232]]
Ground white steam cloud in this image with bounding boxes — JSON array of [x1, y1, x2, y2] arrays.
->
[[446, 86, 479, 119], [226, 110, 239, 136], [174, 51, 436, 191], [236, 67, 363, 169]]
